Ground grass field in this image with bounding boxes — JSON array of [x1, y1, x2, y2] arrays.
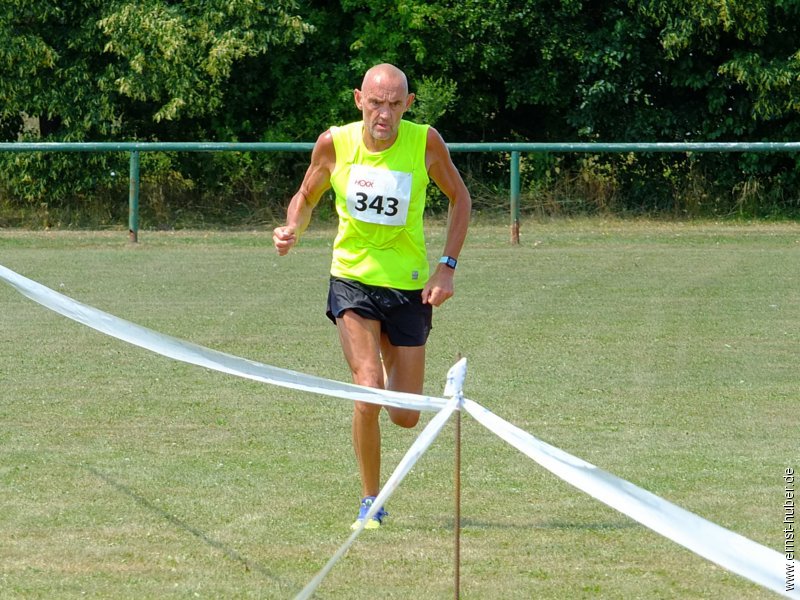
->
[[1, 219, 797, 599]]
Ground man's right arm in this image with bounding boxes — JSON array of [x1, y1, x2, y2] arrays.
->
[[273, 130, 336, 255]]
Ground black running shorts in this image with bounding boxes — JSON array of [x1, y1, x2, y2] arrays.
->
[[326, 277, 432, 347]]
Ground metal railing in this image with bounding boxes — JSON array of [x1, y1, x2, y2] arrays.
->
[[2, 141, 799, 243]]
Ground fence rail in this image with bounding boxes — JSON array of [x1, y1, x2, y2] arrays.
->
[[2, 141, 799, 243]]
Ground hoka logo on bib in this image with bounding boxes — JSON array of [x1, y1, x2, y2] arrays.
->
[[346, 164, 411, 226]]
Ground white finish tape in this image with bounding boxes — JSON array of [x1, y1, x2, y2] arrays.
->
[[443, 356, 467, 398], [296, 395, 461, 600], [463, 398, 792, 598], [0, 264, 446, 413]]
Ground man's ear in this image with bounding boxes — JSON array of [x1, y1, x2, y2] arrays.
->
[[353, 88, 363, 110], [405, 93, 416, 111]]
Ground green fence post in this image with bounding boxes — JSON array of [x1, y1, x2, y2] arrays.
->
[[129, 150, 140, 243], [510, 150, 520, 244]]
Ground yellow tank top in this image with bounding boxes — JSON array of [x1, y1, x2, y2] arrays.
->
[[329, 120, 430, 290]]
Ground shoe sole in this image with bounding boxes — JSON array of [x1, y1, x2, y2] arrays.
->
[[351, 518, 383, 531]]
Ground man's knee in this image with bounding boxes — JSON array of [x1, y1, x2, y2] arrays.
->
[[389, 408, 420, 429], [354, 401, 382, 421]]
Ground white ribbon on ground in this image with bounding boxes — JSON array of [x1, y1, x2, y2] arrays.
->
[[295, 395, 461, 600], [463, 398, 792, 598], [0, 264, 446, 413], [2, 264, 792, 597]]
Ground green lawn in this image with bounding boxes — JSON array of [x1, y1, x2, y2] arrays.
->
[[1, 220, 797, 599]]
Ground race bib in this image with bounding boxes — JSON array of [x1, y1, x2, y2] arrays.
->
[[345, 164, 411, 226]]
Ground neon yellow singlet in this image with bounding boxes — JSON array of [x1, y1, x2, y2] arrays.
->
[[329, 120, 430, 290]]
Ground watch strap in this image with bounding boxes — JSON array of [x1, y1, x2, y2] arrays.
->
[[439, 255, 457, 269]]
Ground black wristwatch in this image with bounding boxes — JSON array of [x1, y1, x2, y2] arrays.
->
[[439, 255, 457, 269]]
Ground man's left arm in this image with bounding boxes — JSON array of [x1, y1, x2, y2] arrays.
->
[[423, 126, 472, 307]]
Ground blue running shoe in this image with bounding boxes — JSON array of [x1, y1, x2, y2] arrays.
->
[[351, 495, 387, 530]]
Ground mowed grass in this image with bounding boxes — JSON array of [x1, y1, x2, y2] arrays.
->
[[1, 219, 797, 599]]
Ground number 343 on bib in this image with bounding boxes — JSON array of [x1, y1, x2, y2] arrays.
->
[[345, 165, 412, 226]]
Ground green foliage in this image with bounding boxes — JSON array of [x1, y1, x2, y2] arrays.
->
[[0, 0, 313, 219], [408, 76, 457, 127], [98, 0, 310, 122], [0, 147, 127, 226], [2, 0, 800, 222], [0, 1, 116, 139]]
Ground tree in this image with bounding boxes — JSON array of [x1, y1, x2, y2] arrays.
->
[[0, 0, 311, 212], [0, 0, 310, 139], [98, 0, 310, 126], [3, 0, 800, 220], [340, 0, 800, 214]]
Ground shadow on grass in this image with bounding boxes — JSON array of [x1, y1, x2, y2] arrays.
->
[[83, 464, 300, 594]]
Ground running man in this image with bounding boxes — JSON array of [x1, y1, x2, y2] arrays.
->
[[273, 63, 471, 529]]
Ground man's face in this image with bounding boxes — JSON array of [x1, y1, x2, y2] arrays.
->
[[354, 74, 414, 147]]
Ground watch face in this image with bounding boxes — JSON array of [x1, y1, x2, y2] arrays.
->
[[441, 256, 457, 268]]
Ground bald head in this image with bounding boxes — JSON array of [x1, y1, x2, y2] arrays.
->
[[361, 63, 409, 96]]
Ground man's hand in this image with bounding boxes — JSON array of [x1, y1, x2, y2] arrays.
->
[[273, 225, 298, 256], [421, 265, 455, 306]]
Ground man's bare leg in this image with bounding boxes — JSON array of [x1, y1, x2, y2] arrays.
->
[[336, 311, 425, 497], [336, 311, 385, 497], [380, 335, 424, 428]]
